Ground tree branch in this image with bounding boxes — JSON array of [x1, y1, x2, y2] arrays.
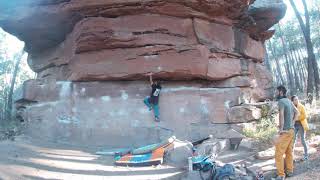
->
[[302, 0, 310, 33], [288, 0, 307, 36]]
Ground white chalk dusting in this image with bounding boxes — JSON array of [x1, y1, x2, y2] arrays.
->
[[58, 119, 70, 124], [132, 120, 140, 127], [201, 99, 207, 104], [121, 91, 129, 100], [31, 101, 59, 108], [101, 96, 111, 102], [224, 101, 231, 108], [144, 55, 158, 60], [81, 88, 86, 94], [139, 108, 148, 114], [201, 105, 209, 114], [72, 107, 77, 113], [57, 115, 80, 124], [88, 98, 94, 103], [179, 108, 185, 113], [71, 117, 80, 124], [59, 81, 71, 98], [57, 115, 71, 124], [251, 79, 258, 87]]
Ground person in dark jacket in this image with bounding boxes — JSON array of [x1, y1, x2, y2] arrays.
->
[[144, 73, 161, 122]]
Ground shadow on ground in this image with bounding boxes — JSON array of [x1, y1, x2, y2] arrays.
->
[[0, 136, 185, 180]]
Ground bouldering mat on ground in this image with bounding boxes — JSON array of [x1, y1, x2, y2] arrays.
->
[[96, 148, 131, 156], [131, 136, 176, 155], [115, 147, 165, 167]]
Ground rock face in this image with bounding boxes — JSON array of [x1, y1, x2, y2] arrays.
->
[[1, 0, 286, 147]]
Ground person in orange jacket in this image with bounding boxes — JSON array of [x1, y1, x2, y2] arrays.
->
[[291, 95, 309, 161]]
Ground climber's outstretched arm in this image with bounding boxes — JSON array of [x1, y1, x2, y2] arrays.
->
[[148, 72, 153, 85]]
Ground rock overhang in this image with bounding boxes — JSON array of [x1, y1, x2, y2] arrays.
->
[[0, 0, 286, 56]]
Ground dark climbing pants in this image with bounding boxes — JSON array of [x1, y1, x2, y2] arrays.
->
[[144, 97, 159, 118]]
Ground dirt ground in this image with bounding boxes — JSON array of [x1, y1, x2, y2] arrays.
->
[[287, 145, 320, 180], [1, 135, 320, 180], [0, 136, 185, 180], [290, 165, 320, 180]]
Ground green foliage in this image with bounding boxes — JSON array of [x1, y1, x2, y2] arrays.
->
[[267, 0, 320, 94], [243, 105, 278, 143], [0, 61, 13, 75], [0, 28, 35, 124]]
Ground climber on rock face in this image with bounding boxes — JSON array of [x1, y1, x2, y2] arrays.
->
[[144, 72, 162, 122]]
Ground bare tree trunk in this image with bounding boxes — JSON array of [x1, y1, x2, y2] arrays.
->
[[264, 44, 272, 71], [285, 58, 295, 95], [4, 87, 9, 121], [287, 40, 303, 92], [293, 49, 306, 90], [288, 48, 300, 92], [278, 25, 295, 94], [264, 43, 278, 85], [303, 0, 320, 99], [298, 48, 308, 70], [297, 49, 308, 80], [269, 41, 285, 85], [293, 49, 306, 83], [289, 0, 320, 100], [6, 52, 24, 121], [268, 54, 280, 85], [290, 50, 302, 92]]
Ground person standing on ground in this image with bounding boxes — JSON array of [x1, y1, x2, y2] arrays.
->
[[144, 73, 161, 122], [274, 86, 299, 180], [291, 95, 309, 161]]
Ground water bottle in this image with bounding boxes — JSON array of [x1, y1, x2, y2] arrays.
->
[[188, 157, 193, 171]]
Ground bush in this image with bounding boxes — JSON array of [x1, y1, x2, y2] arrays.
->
[[0, 116, 23, 141], [243, 104, 278, 144]]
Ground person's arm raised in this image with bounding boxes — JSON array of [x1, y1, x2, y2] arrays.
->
[[148, 72, 153, 85]]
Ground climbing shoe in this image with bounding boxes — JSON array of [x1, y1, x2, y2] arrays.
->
[[303, 155, 309, 161], [286, 171, 294, 177], [155, 117, 160, 122]]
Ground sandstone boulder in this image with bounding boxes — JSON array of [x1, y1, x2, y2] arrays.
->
[[255, 147, 275, 160], [228, 106, 262, 123], [193, 18, 234, 52], [195, 139, 229, 157], [1, 0, 286, 146], [238, 0, 287, 40], [165, 140, 193, 167], [0, 0, 252, 54]]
